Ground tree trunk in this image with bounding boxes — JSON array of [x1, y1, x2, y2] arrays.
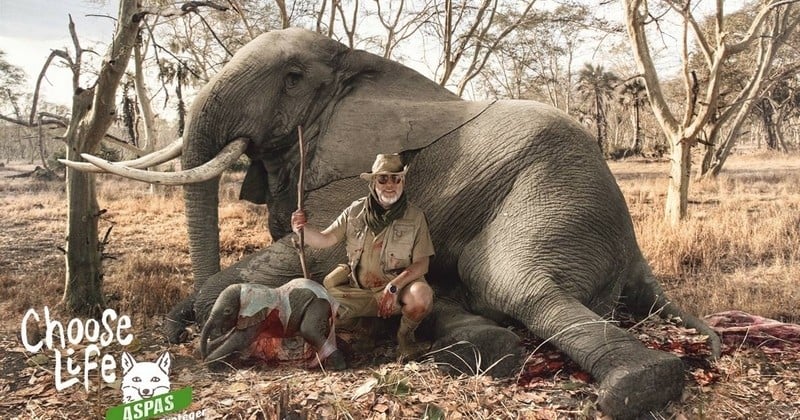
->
[[63, 152, 104, 316], [698, 132, 718, 180], [61, 0, 140, 317], [665, 138, 691, 224], [595, 95, 604, 153], [176, 66, 186, 137], [775, 117, 788, 152], [761, 99, 779, 150], [632, 100, 642, 154]]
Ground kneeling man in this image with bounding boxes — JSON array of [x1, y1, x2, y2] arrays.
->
[[291, 153, 434, 358]]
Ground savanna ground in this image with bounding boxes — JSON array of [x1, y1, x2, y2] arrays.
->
[[0, 151, 799, 419]]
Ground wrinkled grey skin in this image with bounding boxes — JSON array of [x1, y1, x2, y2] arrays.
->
[[200, 281, 345, 370], [162, 28, 720, 418]]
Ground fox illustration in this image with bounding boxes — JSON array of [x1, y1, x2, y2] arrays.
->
[[120, 351, 172, 403]]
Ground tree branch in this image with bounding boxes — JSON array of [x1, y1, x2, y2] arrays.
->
[[0, 113, 67, 128], [623, 0, 680, 137], [29, 49, 70, 125], [135, 1, 229, 21], [727, 0, 800, 55], [456, 0, 537, 96]]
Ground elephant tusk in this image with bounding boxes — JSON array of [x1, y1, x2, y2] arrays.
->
[[75, 138, 249, 185], [58, 138, 184, 173]]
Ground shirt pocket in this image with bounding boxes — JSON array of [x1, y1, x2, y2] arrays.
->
[[345, 218, 365, 258], [384, 222, 415, 271]]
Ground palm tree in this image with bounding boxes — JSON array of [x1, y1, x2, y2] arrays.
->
[[577, 63, 619, 153], [617, 77, 648, 155]]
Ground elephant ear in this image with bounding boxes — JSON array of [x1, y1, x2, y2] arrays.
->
[[239, 161, 269, 204], [305, 49, 494, 189], [237, 284, 280, 329]]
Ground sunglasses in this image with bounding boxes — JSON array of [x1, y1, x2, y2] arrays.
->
[[376, 174, 404, 185]]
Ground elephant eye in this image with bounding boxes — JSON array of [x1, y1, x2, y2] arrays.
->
[[285, 71, 303, 89]]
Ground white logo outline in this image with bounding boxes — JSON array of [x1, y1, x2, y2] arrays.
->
[[120, 351, 172, 403]]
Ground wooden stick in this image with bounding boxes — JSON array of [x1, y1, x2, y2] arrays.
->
[[295, 125, 310, 279]]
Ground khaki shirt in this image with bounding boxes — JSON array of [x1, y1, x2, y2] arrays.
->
[[325, 198, 434, 290]]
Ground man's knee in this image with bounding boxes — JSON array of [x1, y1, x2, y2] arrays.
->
[[402, 281, 434, 319]]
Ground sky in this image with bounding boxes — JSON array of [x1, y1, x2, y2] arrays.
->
[[0, 0, 119, 107], [0, 0, 746, 110]]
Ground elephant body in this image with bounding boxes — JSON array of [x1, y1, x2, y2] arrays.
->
[[74, 28, 719, 418], [200, 278, 344, 369]]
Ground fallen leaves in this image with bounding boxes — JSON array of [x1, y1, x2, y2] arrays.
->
[[1, 311, 799, 419]]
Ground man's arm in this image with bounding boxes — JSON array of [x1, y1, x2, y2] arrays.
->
[[377, 256, 429, 318], [387, 256, 429, 291], [291, 210, 340, 249]]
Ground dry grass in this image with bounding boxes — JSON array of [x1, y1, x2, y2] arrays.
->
[[610, 151, 800, 323], [1, 153, 799, 419]]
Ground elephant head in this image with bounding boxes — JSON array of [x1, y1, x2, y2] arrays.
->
[[67, 27, 488, 289], [199, 283, 255, 361]]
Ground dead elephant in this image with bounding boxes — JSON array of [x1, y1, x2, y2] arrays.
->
[[67, 28, 720, 419], [200, 278, 345, 370]]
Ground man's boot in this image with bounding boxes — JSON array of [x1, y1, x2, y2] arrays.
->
[[397, 316, 429, 360]]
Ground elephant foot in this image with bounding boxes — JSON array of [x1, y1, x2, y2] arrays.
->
[[596, 349, 684, 419], [398, 341, 432, 361], [431, 324, 523, 378], [164, 297, 196, 344], [323, 350, 347, 371]]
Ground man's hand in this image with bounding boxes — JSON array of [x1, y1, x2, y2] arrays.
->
[[291, 210, 307, 234], [378, 284, 398, 318]]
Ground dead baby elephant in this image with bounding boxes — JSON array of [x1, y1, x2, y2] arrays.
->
[[199, 278, 346, 370]]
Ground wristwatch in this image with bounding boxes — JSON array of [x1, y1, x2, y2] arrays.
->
[[388, 284, 398, 294]]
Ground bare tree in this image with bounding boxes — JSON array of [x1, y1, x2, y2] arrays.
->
[[622, 0, 799, 224], [430, 0, 537, 96], [29, 0, 229, 316], [698, 3, 800, 178], [53, 2, 142, 316], [371, 0, 436, 59]]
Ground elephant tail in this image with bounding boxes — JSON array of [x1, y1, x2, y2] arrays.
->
[[623, 261, 722, 359]]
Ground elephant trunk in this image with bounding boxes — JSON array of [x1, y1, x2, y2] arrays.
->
[[180, 67, 255, 288], [184, 179, 221, 289], [200, 322, 235, 360]]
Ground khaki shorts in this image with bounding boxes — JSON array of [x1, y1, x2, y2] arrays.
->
[[327, 277, 429, 320]]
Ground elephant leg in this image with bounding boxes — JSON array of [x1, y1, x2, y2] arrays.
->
[[164, 294, 196, 344], [461, 242, 682, 417], [430, 298, 524, 378], [459, 260, 684, 418], [518, 291, 684, 419], [299, 298, 346, 370]]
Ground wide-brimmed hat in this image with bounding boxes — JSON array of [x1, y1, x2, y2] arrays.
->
[[359, 153, 408, 180]]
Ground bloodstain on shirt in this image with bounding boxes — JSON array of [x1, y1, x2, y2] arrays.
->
[[362, 272, 385, 288]]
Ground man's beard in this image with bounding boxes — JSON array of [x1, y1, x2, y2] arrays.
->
[[378, 191, 399, 206]]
